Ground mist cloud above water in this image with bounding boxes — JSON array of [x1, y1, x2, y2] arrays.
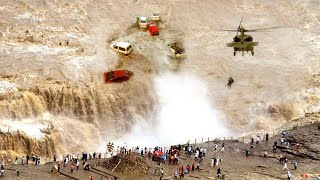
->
[[117, 73, 230, 148]]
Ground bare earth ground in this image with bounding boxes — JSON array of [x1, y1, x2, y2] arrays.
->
[[143, 122, 320, 180], [1, 120, 319, 180]]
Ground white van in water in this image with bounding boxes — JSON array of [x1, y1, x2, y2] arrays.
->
[[151, 13, 160, 21], [136, 16, 148, 28], [110, 42, 133, 55]]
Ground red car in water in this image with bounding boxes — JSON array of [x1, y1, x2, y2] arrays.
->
[[104, 70, 132, 83], [147, 22, 159, 36]]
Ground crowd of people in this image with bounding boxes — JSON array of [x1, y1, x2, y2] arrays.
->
[[0, 154, 44, 177], [0, 151, 119, 179], [148, 143, 226, 179], [245, 129, 316, 180], [50, 152, 119, 180], [150, 123, 320, 179], [0, 122, 319, 179]]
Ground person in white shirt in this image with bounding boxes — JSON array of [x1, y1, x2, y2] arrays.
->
[[283, 162, 288, 171], [196, 162, 200, 171], [160, 168, 164, 176], [76, 160, 80, 170], [264, 150, 268, 158], [174, 170, 178, 180], [66, 154, 69, 164], [221, 143, 225, 152], [287, 169, 291, 180]]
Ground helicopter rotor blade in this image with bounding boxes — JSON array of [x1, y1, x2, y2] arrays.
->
[[239, 16, 243, 29], [217, 29, 238, 32], [246, 30, 272, 32], [246, 26, 283, 31], [237, 16, 243, 36], [245, 30, 273, 32]]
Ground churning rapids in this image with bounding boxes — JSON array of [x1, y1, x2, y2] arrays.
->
[[0, 0, 320, 160]]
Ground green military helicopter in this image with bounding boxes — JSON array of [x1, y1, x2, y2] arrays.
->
[[222, 18, 280, 56]]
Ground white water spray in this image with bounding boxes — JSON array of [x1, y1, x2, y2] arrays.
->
[[117, 73, 230, 148]]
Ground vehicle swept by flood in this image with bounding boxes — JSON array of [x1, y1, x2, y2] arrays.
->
[[110, 42, 133, 55], [151, 12, 160, 21], [136, 16, 148, 28], [168, 42, 186, 59], [147, 22, 159, 36], [104, 70, 132, 83], [1, 0, 319, 179]]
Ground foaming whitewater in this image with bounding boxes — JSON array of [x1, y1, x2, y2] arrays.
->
[[0, 112, 103, 159], [1, 0, 320, 158], [0, 118, 47, 139], [116, 73, 230, 148]]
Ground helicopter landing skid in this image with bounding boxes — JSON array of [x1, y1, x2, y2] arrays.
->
[[233, 51, 254, 56]]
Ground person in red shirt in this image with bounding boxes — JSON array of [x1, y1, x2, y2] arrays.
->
[[187, 165, 191, 173], [180, 166, 184, 178], [71, 164, 74, 173], [89, 176, 94, 180]]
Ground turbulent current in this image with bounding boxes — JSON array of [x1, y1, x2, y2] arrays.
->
[[0, 0, 320, 160]]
